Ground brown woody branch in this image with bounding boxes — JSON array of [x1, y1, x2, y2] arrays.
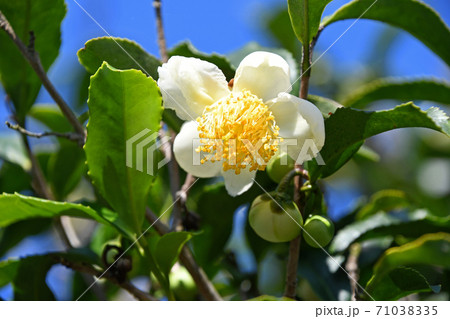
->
[[57, 257, 157, 301], [153, 0, 168, 63], [6, 121, 83, 142]]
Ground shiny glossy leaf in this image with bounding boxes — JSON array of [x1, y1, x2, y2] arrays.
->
[[85, 62, 163, 233], [0, 0, 66, 122], [323, 0, 450, 66], [343, 78, 450, 109], [78, 37, 160, 79]]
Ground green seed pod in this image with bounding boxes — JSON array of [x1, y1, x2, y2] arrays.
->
[[266, 152, 295, 183], [302, 215, 335, 248], [249, 193, 303, 243]]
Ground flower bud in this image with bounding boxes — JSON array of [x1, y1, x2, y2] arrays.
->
[[249, 193, 303, 243], [266, 152, 295, 183], [302, 215, 334, 248]]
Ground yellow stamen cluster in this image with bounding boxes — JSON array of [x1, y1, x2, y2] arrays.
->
[[196, 89, 280, 174]]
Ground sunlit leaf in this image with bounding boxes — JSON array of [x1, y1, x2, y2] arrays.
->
[[155, 232, 192, 277], [85, 62, 163, 233], [0, 193, 109, 227], [365, 233, 450, 300], [307, 103, 450, 181], [0, 0, 66, 122], [322, 0, 450, 66], [342, 78, 450, 109], [330, 209, 450, 253], [288, 0, 332, 44], [78, 37, 160, 79]]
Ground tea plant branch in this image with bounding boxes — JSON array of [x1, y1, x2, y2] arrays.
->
[[153, 0, 168, 62], [6, 121, 84, 142], [346, 243, 362, 301], [0, 11, 85, 145], [285, 0, 314, 299], [57, 257, 157, 301], [146, 208, 223, 300]]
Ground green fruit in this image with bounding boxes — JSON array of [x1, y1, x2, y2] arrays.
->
[[249, 193, 303, 243], [302, 215, 334, 248], [266, 152, 295, 183]]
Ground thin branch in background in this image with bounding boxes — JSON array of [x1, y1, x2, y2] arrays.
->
[[153, 0, 169, 62], [57, 257, 156, 301], [0, 11, 86, 145], [6, 121, 84, 143], [285, 0, 314, 298], [146, 208, 222, 301], [346, 243, 362, 301]]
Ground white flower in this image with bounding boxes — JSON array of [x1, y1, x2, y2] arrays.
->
[[158, 51, 325, 196]]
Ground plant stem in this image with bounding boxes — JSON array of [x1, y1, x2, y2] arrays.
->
[[146, 208, 223, 300], [284, 0, 313, 299], [57, 257, 156, 301], [0, 11, 85, 145], [6, 121, 83, 142], [153, 0, 168, 63], [346, 243, 362, 301]]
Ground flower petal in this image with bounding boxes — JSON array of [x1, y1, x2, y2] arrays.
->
[[221, 168, 256, 197], [233, 51, 291, 102], [267, 93, 325, 164], [173, 121, 222, 178], [158, 56, 230, 121]]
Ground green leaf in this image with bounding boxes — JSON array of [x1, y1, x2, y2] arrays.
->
[[28, 105, 86, 199], [366, 266, 436, 301], [0, 258, 19, 288], [78, 37, 160, 79], [356, 189, 411, 220], [288, 0, 332, 44], [308, 94, 342, 118], [47, 142, 86, 200], [155, 232, 192, 277], [0, 193, 111, 227], [322, 0, 450, 66], [147, 151, 173, 216], [0, 0, 66, 122], [365, 233, 450, 300], [0, 161, 31, 193], [0, 218, 50, 257], [0, 134, 31, 170], [170, 41, 235, 81], [28, 104, 72, 132], [0, 250, 99, 300], [12, 255, 56, 300], [308, 103, 450, 181], [343, 78, 450, 109], [330, 209, 450, 253], [85, 62, 163, 233], [266, 8, 301, 55]]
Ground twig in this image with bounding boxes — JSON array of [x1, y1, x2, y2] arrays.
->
[[284, 235, 301, 299], [345, 243, 362, 301], [0, 11, 85, 145], [153, 0, 168, 62], [6, 121, 83, 142], [22, 134, 54, 200], [285, 0, 314, 298], [146, 208, 222, 300], [172, 172, 195, 231], [57, 257, 156, 301]]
